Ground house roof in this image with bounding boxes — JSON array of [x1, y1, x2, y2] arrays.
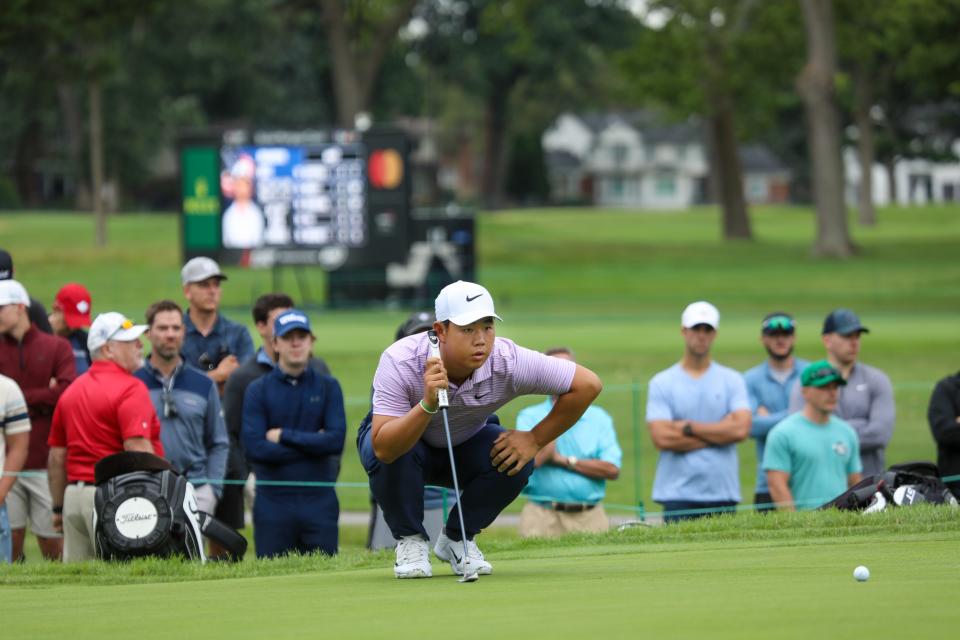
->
[[545, 149, 582, 170], [739, 144, 787, 172]]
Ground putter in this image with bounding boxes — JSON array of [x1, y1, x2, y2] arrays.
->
[[428, 330, 479, 583]]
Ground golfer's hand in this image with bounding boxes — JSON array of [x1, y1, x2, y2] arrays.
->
[[52, 513, 63, 533], [490, 430, 539, 476], [266, 428, 282, 443], [423, 356, 448, 409]]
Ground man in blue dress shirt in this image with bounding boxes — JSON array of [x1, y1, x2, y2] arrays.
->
[[743, 312, 808, 511]]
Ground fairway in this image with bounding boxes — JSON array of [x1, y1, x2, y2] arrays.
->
[[2, 530, 957, 639]]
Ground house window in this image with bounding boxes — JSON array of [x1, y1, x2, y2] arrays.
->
[[609, 177, 624, 197], [747, 175, 767, 201], [611, 144, 628, 166], [655, 169, 676, 196]]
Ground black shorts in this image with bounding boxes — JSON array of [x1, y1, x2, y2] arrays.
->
[[215, 481, 246, 530]]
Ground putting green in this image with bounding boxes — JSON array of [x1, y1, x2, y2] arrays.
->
[[3, 533, 956, 639]]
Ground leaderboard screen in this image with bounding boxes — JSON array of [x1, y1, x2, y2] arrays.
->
[[181, 128, 410, 269], [220, 143, 366, 249]]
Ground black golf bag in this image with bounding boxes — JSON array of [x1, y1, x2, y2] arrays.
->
[[93, 452, 247, 562], [820, 460, 959, 513]]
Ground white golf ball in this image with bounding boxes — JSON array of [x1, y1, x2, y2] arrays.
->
[[853, 565, 870, 582]]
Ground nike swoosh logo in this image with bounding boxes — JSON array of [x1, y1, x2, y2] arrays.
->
[[475, 392, 489, 399], [451, 548, 462, 563], [466, 294, 484, 302]]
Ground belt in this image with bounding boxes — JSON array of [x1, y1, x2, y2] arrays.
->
[[545, 501, 596, 513]]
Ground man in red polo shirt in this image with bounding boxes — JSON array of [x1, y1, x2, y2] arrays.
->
[[47, 312, 163, 562], [0, 279, 76, 562]]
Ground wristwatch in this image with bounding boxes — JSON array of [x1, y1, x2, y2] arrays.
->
[[566, 455, 578, 469], [682, 422, 694, 437]]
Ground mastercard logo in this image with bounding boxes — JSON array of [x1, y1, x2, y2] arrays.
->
[[368, 149, 404, 189]]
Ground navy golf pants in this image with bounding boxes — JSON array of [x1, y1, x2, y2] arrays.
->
[[359, 416, 533, 542], [253, 488, 338, 559]]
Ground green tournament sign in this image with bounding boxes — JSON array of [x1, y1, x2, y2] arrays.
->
[[181, 146, 221, 250]]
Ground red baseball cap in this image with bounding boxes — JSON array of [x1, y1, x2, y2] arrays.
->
[[55, 283, 92, 329]]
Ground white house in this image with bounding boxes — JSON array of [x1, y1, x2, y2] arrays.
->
[[543, 112, 790, 208], [844, 139, 960, 206]]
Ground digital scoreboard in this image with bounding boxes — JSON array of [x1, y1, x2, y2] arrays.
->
[[180, 128, 410, 271], [180, 127, 474, 307]]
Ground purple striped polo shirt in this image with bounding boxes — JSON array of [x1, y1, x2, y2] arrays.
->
[[372, 333, 577, 447]]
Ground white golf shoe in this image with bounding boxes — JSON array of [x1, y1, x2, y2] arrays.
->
[[394, 535, 432, 579], [434, 531, 493, 576]]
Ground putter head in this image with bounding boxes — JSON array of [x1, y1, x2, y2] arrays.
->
[[459, 571, 479, 583]]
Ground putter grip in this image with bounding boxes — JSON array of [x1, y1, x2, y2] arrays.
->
[[427, 330, 450, 408]]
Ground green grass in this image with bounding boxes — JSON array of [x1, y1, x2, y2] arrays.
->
[[2, 508, 959, 639], [2, 204, 959, 517]]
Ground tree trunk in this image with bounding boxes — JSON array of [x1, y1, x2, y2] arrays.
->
[[57, 84, 91, 209], [797, 0, 854, 258], [704, 87, 752, 240], [319, 0, 418, 129], [852, 65, 876, 225], [481, 90, 510, 210], [89, 80, 107, 247], [13, 118, 42, 207], [884, 157, 898, 204]]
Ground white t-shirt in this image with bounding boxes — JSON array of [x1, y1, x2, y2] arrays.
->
[[0, 374, 30, 469]]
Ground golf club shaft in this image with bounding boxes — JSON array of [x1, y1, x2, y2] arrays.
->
[[439, 406, 471, 573]]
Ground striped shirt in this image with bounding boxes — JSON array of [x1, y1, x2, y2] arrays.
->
[[1, 373, 31, 469], [373, 334, 577, 447]]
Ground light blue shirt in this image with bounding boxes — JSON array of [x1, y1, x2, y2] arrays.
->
[[646, 362, 750, 503], [517, 399, 622, 504], [743, 358, 808, 493]]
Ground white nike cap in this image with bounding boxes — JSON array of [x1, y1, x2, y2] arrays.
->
[[681, 301, 720, 329], [435, 280, 502, 327]]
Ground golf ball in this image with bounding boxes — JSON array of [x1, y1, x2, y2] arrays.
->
[[853, 565, 870, 582]]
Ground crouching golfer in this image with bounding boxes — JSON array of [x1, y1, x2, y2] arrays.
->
[[358, 281, 602, 578]]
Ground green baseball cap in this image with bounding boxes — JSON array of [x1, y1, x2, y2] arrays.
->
[[801, 360, 847, 388]]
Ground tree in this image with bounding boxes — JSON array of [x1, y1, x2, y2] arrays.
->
[[618, 0, 804, 240], [837, 0, 960, 219], [318, 0, 419, 129], [797, 0, 854, 257], [418, 0, 636, 209]]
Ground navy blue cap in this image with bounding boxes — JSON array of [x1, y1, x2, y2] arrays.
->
[[274, 309, 313, 338], [822, 309, 869, 336]]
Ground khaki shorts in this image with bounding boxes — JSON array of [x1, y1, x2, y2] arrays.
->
[[518, 501, 610, 538], [7, 473, 62, 538]]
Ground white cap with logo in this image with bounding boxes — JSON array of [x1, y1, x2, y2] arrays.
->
[[88, 312, 148, 352], [435, 280, 502, 327], [0, 279, 30, 307], [181, 257, 227, 285], [681, 301, 720, 329]]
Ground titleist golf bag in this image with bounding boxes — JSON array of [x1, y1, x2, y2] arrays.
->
[[93, 452, 247, 562], [820, 461, 958, 513]]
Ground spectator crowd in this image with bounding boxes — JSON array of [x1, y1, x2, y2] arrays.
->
[[1, 247, 957, 569]]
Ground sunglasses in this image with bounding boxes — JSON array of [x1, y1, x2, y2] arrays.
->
[[162, 385, 178, 419], [762, 316, 794, 333]]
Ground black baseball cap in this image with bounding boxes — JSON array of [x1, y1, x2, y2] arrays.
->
[[822, 308, 869, 336], [0, 249, 12, 280], [396, 310, 435, 341], [761, 312, 795, 335]]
